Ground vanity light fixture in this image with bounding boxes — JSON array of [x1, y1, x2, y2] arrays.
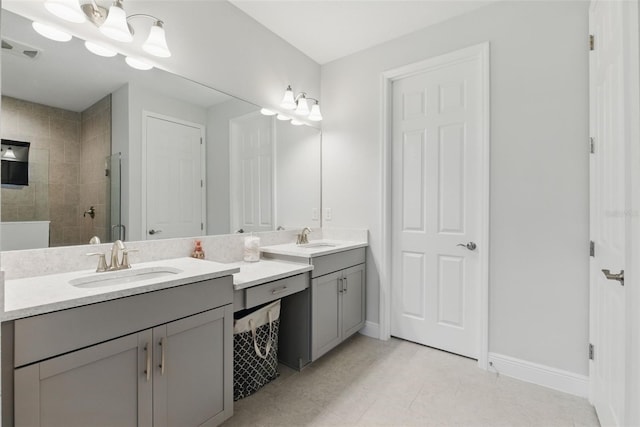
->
[[32, 22, 72, 42], [142, 19, 170, 58], [44, 0, 86, 23], [84, 40, 118, 57], [280, 85, 323, 121], [99, 0, 132, 42]]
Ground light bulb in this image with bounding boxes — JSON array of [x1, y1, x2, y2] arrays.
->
[[32, 22, 72, 42], [100, 1, 133, 43], [143, 21, 171, 58], [276, 114, 291, 121], [280, 86, 296, 110], [308, 102, 323, 121], [44, 0, 86, 23], [260, 108, 276, 116], [85, 40, 118, 57], [295, 95, 310, 116], [125, 56, 153, 70]]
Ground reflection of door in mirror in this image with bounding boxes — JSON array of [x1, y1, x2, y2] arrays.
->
[[0, 95, 114, 248], [107, 153, 123, 241], [144, 113, 206, 240], [229, 113, 274, 234]]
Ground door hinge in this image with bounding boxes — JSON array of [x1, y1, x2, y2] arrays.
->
[[200, 137, 203, 145], [590, 137, 595, 154], [200, 179, 203, 188], [589, 34, 595, 51], [589, 343, 595, 360], [201, 222, 204, 231], [590, 240, 595, 257]]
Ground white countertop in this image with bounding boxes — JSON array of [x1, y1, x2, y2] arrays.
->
[[260, 240, 368, 258], [230, 259, 313, 291], [2, 257, 239, 321]]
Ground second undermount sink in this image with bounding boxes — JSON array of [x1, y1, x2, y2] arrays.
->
[[298, 242, 337, 249], [69, 266, 183, 289]]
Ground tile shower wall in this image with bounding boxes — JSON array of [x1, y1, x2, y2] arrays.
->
[[79, 96, 111, 244], [0, 95, 112, 247]]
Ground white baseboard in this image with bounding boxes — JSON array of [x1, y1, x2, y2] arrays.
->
[[488, 352, 589, 398], [359, 321, 380, 339]]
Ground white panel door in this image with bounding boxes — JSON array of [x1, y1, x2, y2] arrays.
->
[[589, 1, 628, 425], [229, 113, 274, 233], [391, 52, 484, 359], [146, 115, 205, 240]]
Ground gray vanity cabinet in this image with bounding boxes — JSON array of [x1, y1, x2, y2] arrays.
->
[[311, 248, 366, 361], [8, 278, 234, 427]]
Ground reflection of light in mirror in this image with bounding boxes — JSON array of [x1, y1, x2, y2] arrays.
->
[[32, 21, 72, 42], [125, 56, 153, 70], [2, 148, 17, 159], [276, 114, 291, 121], [290, 119, 304, 126], [44, 0, 86, 23], [260, 108, 277, 116], [85, 40, 118, 57]]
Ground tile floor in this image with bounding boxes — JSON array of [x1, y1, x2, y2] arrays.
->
[[223, 334, 600, 427]]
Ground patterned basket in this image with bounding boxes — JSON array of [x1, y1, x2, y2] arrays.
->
[[233, 300, 280, 400]]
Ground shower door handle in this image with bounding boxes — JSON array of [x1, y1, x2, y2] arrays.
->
[[601, 269, 624, 286]]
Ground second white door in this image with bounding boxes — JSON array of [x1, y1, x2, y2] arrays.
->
[[391, 46, 487, 359], [145, 114, 205, 240]]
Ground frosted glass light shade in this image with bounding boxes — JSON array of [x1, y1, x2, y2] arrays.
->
[[281, 86, 296, 110], [100, 2, 133, 43], [32, 22, 72, 42], [2, 148, 16, 159], [44, 0, 86, 23], [85, 40, 118, 57], [295, 96, 309, 116], [308, 103, 323, 121], [143, 21, 171, 58], [125, 56, 153, 70]]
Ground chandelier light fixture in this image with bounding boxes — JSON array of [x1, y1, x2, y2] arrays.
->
[[36, 0, 171, 70], [280, 85, 323, 121]]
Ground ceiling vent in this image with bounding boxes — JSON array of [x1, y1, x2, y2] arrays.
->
[[1, 38, 41, 60]]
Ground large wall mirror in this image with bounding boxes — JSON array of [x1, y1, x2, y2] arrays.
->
[[0, 8, 321, 250]]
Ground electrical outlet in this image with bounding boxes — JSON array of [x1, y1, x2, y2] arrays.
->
[[324, 208, 332, 221], [312, 208, 319, 221]]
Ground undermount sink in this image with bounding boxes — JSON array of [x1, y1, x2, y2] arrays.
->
[[69, 266, 183, 289], [298, 242, 337, 249]]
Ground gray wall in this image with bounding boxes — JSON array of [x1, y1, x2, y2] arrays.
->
[[320, 0, 590, 374]]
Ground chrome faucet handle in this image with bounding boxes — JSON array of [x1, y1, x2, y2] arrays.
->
[[121, 249, 138, 269], [87, 252, 108, 272]]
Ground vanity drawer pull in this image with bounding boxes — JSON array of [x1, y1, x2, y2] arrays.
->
[[144, 343, 151, 382], [159, 337, 166, 375], [271, 286, 288, 295]]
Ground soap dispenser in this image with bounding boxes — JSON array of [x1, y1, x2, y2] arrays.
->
[[191, 240, 205, 259]]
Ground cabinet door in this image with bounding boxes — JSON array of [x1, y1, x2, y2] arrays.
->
[[153, 305, 233, 427], [311, 271, 342, 360], [341, 263, 366, 339], [14, 330, 153, 427]]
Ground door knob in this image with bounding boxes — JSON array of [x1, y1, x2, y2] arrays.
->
[[601, 269, 624, 286], [457, 242, 477, 251], [148, 229, 163, 235]]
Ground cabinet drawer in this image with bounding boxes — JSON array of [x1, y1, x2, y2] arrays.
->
[[13, 277, 233, 368], [311, 248, 366, 278], [245, 273, 308, 309]]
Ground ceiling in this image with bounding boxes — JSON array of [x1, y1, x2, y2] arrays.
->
[[229, 0, 498, 64]]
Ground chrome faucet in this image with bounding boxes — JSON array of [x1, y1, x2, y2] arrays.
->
[[88, 240, 136, 272], [296, 227, 312, 245], [109, 240, 126, 271]]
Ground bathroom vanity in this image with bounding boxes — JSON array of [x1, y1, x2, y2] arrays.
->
[[1, 258, 239, 427]]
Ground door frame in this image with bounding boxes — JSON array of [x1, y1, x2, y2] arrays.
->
[[379, 42, 491, 369], [141, 111, 207, 240]]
